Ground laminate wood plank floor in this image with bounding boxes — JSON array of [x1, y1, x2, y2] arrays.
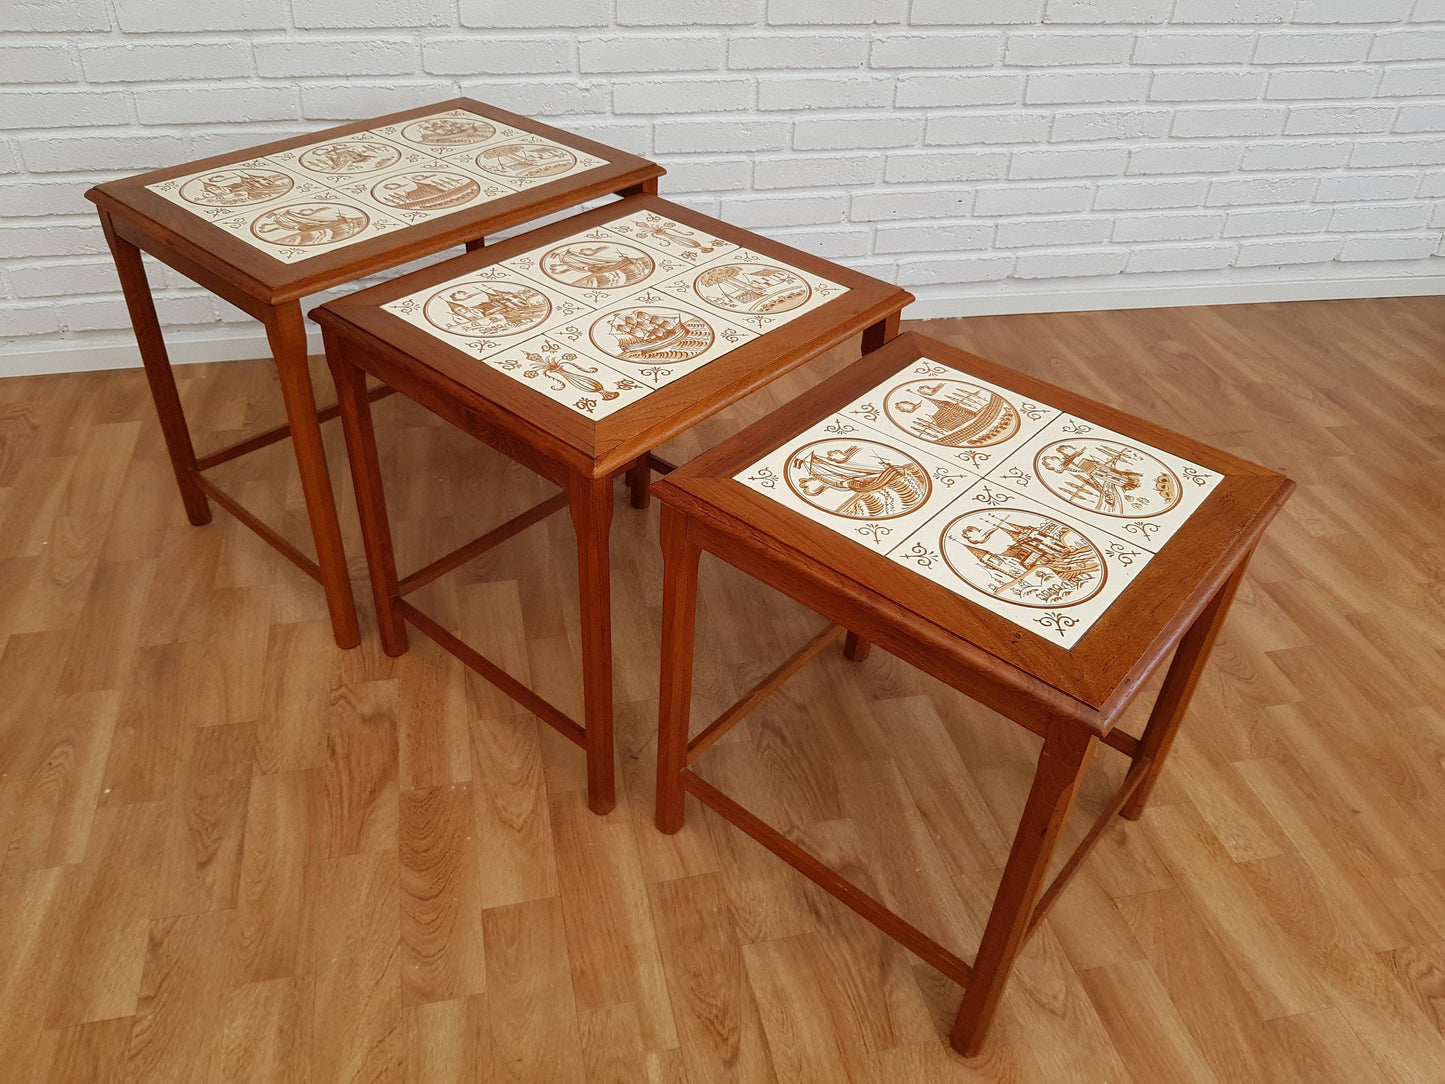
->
[[2, 296, 1443, 1082]]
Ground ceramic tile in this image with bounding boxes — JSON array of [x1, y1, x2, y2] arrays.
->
[[210, 193, 408, 264], [599, 208, 740, 265], [734, 413, 971, 554], [986, 414, 1222, 553], [145, 160, 328, 221], [499, 226, 715, 305], [381, 265, 593, 358], [835, 356, 1060, 477], [477, 333, 654, 421], [329, 162, 512, 224], [265, 134, 440, 185], [367, 108, 522, 156], [451, 133, 608, 190], [547, 292, 757, 388], [652, 247, 849, 333]]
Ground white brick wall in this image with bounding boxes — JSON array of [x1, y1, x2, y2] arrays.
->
[[2, 0, 1444, 372]]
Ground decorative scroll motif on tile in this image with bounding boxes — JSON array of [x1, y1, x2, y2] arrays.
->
[[145, 108, 609, 264], [734, 359, 1222, 648], [380, 209, 849, 420]]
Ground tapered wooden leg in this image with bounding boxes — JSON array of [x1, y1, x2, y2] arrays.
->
[[843, 631, 871, 662], [861, 310, 901, 354], [951, 721, 1094, 1056], [656, 504, 701, 834], [264, 302, 360, 649], [1120, 554, 1252, 821], [570, 474, 616, 814], [465, 237, 485, 253], [626, 457, 651, 510], [99, 210, 211, 527], [327, 334, 407, 657]]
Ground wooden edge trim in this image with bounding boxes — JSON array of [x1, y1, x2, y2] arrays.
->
[[193, 474, 322, 582], [684, 623, 846, 766], [681, 769, 974, 988], [397, 599, 586, 747], [397, 491, 570, 596]]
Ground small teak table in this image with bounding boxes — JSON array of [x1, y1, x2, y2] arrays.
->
[[86, 98, 662, 647], [310, 195, 913, 812], [650, 331, 1293, 1054]]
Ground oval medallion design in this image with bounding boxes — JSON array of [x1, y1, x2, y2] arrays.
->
[[539, 242, 655, 290], [400, 116, 497, 146], [589, 307, 714, 363], [421, 280, 552, 338], [883, 379, 1020, 448], [297, 141, 402, 175], [473, 142, 577, 179], [941, 508, 1105, 608], [1034, 440, 1181, 517], [693, 263, 812, 314], [179, 168, 294, 208], [250, 202, 369, 247], [368, 171, 481, 212], [784, 439, 932, 520]]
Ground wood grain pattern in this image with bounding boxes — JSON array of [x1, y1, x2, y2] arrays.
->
[[1, 297, 1443, 1077]]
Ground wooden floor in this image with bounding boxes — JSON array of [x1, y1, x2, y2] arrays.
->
[[1, 296, 1444, 1082]]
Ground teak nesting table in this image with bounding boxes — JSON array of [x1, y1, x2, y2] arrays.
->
[[310, 195, 913, 812], [86, 98, 662, 647], [650, 332, 1293, 1054]]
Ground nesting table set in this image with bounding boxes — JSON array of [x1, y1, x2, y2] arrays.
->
[[90, 99, 1292, 1056]]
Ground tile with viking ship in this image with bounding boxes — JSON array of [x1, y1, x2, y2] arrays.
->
[[548, 294, 757, 389], [211, 194, 408, 264], [598, 208, 739, 266], [331, 163, 512, 224], [889, 481, 1153, 648], [654, 247, 849, 332], [381, 265, 589, 359], [145, 161, 329, 222], [478, 334, 655, 421], [984, 412, 1222, 553], [367, 108, 519, 156], [833, 357, 1060, 478], [733, 414, 968, 555], [460, 134, 608, 191], [265, 134, 440, 185], [496, 225, 718, 305]]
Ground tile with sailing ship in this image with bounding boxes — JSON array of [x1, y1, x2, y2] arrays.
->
[[600, 208, 739, 266], [381, 265, 592, 359], [454, 133, 608, 191], [653, 247, 849, 332], [985, 414, 1222, 552], [547, 293, 757, 389], [146, 160, 329, 221], [210, 193, 408, 264], [734, 413, 972, 555], [889, 479, 1152, 648], [478, 333, 654, 420], [367, 108, 520, 156], [330, 163, 512, 224], [498, 229, 706, 306], [265, 134, 442, 185], [835, 357, 1060, 478]]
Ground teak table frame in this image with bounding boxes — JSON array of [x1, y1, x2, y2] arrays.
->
[[311, 195, 913, 813], [650, 332, 1294, 1055], [85, 98, 663, 647]]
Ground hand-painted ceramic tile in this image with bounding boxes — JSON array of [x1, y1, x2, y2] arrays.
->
[[146, 161, 328, 221], [479, 334, 653, 421], [601, 209, 739, 265], [382, 266, 588, 358], [211, 194, 407, 264], [653, 247, 848, 332], [498, 227, 714, 305], [835, 356, 1059, 476], [734, 413, 972, 554], [733, 358, 1223, 648], [144, 108, 611, 263]]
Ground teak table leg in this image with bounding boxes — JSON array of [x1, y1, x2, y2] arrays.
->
[[843, 631, 871, 662], [99, 210, 211, 527], [655, 504, 701, 834], [263, 301, 360, 649], [328, 338, 407, 657], [570, 474, 617, 814], [951, 721, 1095, 1056], [626, 457, 651, 510], [1121, 554, 1252, 821]]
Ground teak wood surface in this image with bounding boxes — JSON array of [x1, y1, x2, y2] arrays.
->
[[85, 98, 664, 650], [651, 332, 1293, 1053], [1, 297, 1443, 1080], [312, 196, 913, 813]]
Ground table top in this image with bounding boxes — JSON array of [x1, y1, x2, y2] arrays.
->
[[311, 194, 913, 477], [86, 98, 662, 305], [653, 332, 1293, 722]]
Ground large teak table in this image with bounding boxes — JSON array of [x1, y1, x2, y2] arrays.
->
[[86, 98, 662, 647], [650, 331, 1293, 1054], [311, 195, 913, 812]]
